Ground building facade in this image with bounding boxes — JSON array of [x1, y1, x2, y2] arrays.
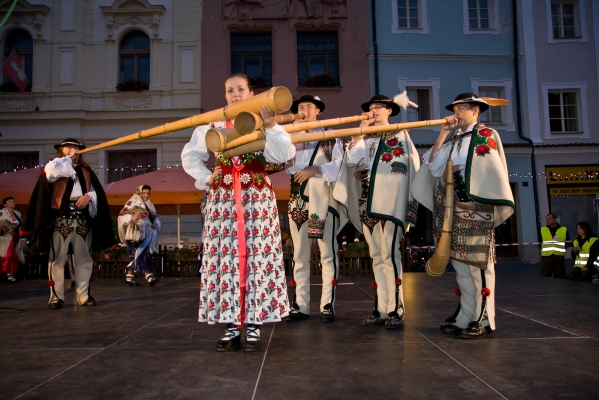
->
[[200, 0, 370, 125], [0, 0, 203, 245], [369, 0, 599, 261], [520, 0, 599, 243]]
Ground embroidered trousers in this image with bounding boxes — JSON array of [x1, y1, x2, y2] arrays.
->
[[452, 258, 496, 330], [48, 218, 93, 305], [363, 222, 405, 317], [289, 211, 339, 314]]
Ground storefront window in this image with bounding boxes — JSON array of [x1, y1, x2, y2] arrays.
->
[[546, 165, 599, 234]]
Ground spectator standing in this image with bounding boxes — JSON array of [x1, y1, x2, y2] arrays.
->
[[0, 197, 25, 283], [539, 213, 570, 278]]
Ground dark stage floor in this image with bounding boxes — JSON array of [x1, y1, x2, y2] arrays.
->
[[1, 261, 598, 400]]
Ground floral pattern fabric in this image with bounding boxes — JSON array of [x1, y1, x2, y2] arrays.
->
[[199, 159, 289, 325]]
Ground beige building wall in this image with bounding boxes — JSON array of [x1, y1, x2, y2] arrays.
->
[[0, 0, 203, 245]]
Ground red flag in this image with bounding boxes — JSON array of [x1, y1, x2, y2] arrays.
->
[[2, 49, 28, 92]]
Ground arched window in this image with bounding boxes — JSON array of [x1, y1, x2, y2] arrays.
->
[[2, 29, 33, 91], [118, 31, 150, 90]]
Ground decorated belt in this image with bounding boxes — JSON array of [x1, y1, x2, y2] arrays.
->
[[359, 171, 370, 200], [289, 174, 301, 197], [453, 171, 472, 203]]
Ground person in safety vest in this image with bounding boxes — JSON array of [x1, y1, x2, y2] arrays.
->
[[539, 213, 570, 278], [566, 221, 599, 282]]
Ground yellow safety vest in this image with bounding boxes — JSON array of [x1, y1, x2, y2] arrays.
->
[[541, 226, 567, 256], [573, 237, 598, 269]]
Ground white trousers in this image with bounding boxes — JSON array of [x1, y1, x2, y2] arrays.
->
[[48, 219, 93, 305], [289, 212, 339, 314], [452, 258, 496, 330], [363, 222, 405, 317]]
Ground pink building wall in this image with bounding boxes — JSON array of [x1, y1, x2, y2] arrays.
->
[[200, 1, 371, 122]]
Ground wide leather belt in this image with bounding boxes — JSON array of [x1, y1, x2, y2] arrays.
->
[[453, 171, 472, 203], [290, 174, 302, 197]]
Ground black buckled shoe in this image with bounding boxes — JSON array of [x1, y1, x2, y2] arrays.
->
[[460, 322, 493, 339], [78, 296, 96, 307], [125, 274, 140, 286], [320, 304, 335, 323], [440, 324, 463, 335], [48, 299, 64, 310], [385, 311, 404, 329], [245, 325, 262, 352], [362, 313, 386, 326], [216, 328, 241, 352], [145, 273, 159, 287], [286, 309, 310, 322]]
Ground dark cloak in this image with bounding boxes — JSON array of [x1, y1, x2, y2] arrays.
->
[[20, 161, 114, 253]]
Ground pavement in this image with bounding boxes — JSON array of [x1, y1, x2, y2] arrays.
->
[[1, 260, 598, 400]]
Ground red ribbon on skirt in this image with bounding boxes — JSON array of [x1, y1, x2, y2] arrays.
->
[[232, 163, 248, 328]]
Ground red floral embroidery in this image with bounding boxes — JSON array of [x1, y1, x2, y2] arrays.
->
[[455, 288, 461, 297], [332, 279, 338, 286], [48, 280, 55, 287], [395, 278, 402, 286], [479, 128, 493, 137], [487, 137, 497, 150], [475, 144, 490, 156], [381, 153, 393, 162]]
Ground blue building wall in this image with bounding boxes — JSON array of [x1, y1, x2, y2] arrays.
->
[[367, 0, 538, 259]]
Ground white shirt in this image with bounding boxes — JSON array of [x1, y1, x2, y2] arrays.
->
[[284, 133, 343, 184], [424, 123, 476, 179], [181, 122, 296, 191], [346, 125, 391, 180], [45, 157, 98, 217]]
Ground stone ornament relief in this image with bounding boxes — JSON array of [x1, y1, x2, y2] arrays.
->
[[114, 96, 151, 110], [0, 98, 34, 111], [223, 0, 347, 20]]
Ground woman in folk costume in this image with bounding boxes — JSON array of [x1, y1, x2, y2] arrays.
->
[[284, 95, 346, 323], [333, 95, 420, 329], [118, 185, 161, 287], [412, 93, 515, 339], [0, 197, 26, 283], [181, 74, 295, 352]]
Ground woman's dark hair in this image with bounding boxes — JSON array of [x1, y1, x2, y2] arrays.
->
[[576, 221, 594, 238], [141, 185, 152, 192], [55, 147, 84, 163], [225, 73, 253, 91], [2, 196, 14, 205]]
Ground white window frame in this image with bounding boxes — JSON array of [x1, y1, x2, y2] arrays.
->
[[397, 78, 440, 130], [541, 82, 589, 139], [546, 0, 588, 43], [471, 79, 515, 131], [391, 0, 429, 35], [462, 0, 500, 35]]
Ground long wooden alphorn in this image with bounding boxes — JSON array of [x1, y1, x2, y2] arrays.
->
[[425, 158, 454, 277], [219, 119, 448, 158], [234, 112, 306, 135], [207, 114, 371, 153], [76, 87, 293, 154]]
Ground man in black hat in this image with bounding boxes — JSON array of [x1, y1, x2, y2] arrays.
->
[[412, 93, 514, 338], [21, 138, 113, 309], [336, 95, 420, 329], [285, 95, 346, 323]]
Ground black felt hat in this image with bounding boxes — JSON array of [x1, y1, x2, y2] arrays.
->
[[445, 93, 489, 113], [291, 95, 326, 114], [360, 95, 400, 117], [54, 138, 86, 150]]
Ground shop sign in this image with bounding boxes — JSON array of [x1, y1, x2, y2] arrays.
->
[[549, 187, 599, 196], [545, 165, 599, 185]]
